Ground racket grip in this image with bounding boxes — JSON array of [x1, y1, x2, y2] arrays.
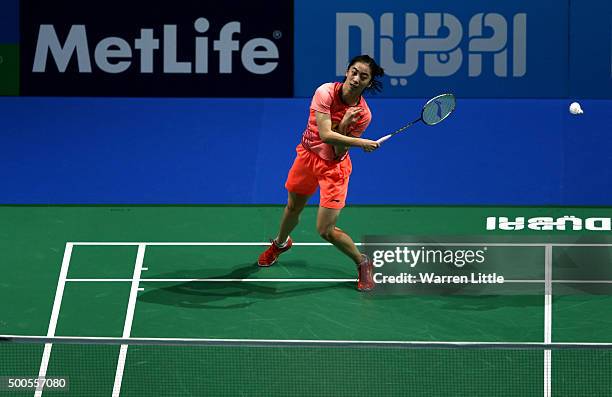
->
[[376, 134, 392, 144]]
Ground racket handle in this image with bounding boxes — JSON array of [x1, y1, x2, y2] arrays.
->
[[376, 134, 392, 144]]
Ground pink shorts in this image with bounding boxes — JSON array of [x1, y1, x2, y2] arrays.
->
[[285, 144, 352, 209]]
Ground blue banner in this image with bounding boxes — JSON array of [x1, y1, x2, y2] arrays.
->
[[569, 0, 612, 98], [2, 97, 611, 205], [295, 0, 568, 98]]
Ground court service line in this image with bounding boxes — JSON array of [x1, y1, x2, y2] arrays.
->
[[65, 278, 612, 284], [68, 241, 612, 247], [112, 244, 146, 397], [34, 243, 74, 397], [544, 245, 553, 397], [66, 278, 537, 283], [67, 278, 357, 282]]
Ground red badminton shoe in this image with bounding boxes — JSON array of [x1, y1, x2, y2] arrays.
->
[[357, 254, 375, 292], [257, 237, 293, 267]]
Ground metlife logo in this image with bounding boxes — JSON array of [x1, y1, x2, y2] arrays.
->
[[294, 0, 567, 98], [21, 0, 293, 97]]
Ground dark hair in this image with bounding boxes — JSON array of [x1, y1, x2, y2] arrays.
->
[[346, 54, 385, 94]]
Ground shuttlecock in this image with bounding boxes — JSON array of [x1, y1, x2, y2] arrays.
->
[[569, 102, 583, 115]]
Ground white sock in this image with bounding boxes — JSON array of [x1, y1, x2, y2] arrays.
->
[[275, 237, 289, 248]]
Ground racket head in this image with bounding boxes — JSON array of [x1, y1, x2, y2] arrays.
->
[[421, 93, 456, 126]]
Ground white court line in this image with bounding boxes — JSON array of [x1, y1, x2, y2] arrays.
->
[[68, 241, 612, 247], [553, 280, 612, 283], [34, 243, 73, 397], [12, 334, 612, 347], [65, 278, 612, 284], [67, 278, 357, 282], [57, 240, 612, 397], [112, 244, 146, 397], [70, 242, 335, 246], [544, 245, 553, 397]]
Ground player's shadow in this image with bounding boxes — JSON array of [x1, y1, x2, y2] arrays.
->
[[552, 244, 612, 295], [369, 290, 544, 310], [137, 260, 353, 310], [368, 261, 546, 310], [432, 295, 544, 311]]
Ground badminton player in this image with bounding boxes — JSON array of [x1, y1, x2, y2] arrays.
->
[[257, 55, 384, 292]]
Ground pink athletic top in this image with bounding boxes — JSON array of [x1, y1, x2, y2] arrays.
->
[[301, 82, 372, 162]]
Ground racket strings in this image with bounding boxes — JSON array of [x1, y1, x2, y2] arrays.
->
[[422, 94, 456, 125], [375, 93, 456, 144]]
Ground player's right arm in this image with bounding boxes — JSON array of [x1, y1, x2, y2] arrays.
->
[[316, 112, 379, 152], [333, 107, 361, 156]]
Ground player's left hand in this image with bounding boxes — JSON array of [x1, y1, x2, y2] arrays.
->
[[340, 108, 362, 130]]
